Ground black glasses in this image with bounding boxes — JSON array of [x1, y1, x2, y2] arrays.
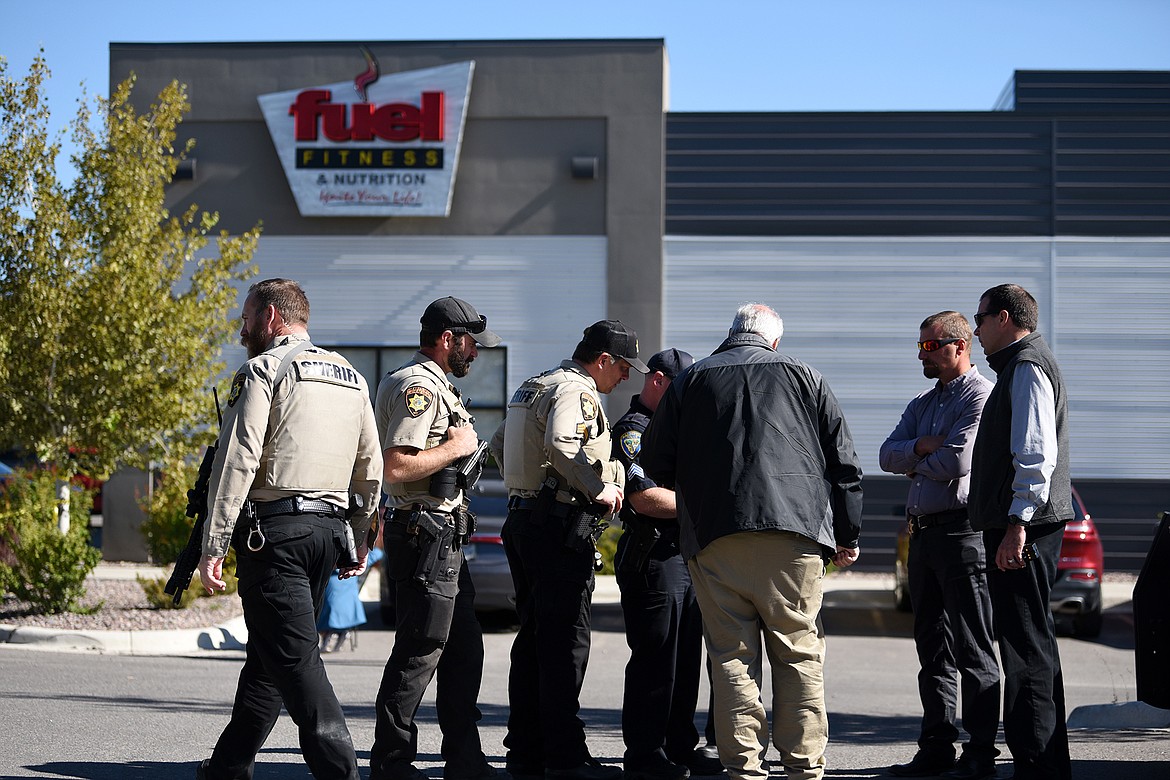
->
[[973, 310, 998, 327], [451, 315, 488, 335], [917, 338, 961, 352]]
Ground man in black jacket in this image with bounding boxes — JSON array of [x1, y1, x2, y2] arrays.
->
[[639, 304, 863, 780], [969, 284, 1073, 780]]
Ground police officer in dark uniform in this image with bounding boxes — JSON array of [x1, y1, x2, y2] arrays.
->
[[613, 348, 724, 780], [196, 278, 383, 780], [370, 297, 505, 780], [489, 320, 646, 780]]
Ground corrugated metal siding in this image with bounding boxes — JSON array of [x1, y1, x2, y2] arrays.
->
[[1011, 71, 1170, 116], [1054, 118, 1170, 234], [211, 234, 607, 400], [666, 110, 1170, 237], [666, 113, 1055, 237], [1052, 240, 1170, 479], [663, 236, 1170, 480]]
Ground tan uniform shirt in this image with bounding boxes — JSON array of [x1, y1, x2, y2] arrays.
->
[[202, 334, 383, 557], [492, 359, 624, 503], [375, 352, 472, 512]]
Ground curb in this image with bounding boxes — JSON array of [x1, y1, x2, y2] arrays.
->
[[0, 615, 248, 656], [1068, 701, 1170, 730]]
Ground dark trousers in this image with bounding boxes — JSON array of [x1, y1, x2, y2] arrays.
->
[[907, 521, 1000, 760], [983, 523, 1071, 780], [501, 507, 595, 771], [615, 532, 704, 768], [371, 525, 486, 779], [208, 513, 359, 780]]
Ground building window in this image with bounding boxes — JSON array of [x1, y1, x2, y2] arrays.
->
[[332, 345, 508, 441]]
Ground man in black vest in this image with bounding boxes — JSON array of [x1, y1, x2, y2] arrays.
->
[[968, 284, 1073, 780]]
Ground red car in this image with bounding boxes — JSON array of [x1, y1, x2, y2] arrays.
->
[[893, 487, 1104, 637], [1051, 489, 1104, 637]]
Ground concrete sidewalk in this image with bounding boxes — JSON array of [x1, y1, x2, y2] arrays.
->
[[1, 562, 1138, 654]]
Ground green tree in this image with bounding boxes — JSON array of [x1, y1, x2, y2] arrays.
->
[[0, 54, 259, 525]]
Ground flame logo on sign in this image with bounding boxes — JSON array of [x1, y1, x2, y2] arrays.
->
[[354, 46, 380, 102]]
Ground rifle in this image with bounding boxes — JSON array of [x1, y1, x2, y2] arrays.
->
[[163, 390, 222, 607], [457, 438, 489, 489], [429, 436, 491, 498]]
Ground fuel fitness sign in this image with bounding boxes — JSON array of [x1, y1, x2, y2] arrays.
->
[[258, 58, 474, 217]]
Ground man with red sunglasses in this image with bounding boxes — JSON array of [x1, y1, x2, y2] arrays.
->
[[880, 311, 1000, 780]]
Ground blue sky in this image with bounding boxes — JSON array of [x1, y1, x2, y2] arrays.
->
[[2, 0, 1168, 131]]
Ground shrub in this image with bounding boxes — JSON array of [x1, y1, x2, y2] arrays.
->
[[137, 571, 199, 609], [139, 458, 201, 565], [138, 455, 237, 608], [0, 467, 102, 614], [596, 524, 622, 576]]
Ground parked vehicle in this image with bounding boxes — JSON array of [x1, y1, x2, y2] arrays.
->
[[1051, 489, 1104, 637], [892, 486, 1104, 637], [379, 478, 517, 625]]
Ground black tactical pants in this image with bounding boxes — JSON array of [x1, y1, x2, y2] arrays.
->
[[371, 522, 487, 780], [907, 520, 1000, 762], [207, 512, 359, 780], [500, 507, 595, 772], [983, 523, 1071, 780], [615, 531, 704, 769]]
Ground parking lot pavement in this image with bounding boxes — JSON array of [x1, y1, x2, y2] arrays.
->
[[2, 566, 1166, 778]]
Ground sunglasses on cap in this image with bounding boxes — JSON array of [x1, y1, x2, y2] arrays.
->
[[917, 338, 961, 352], [449, 315, 488, 335]]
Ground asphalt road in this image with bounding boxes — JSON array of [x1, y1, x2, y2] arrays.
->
[[0, 577, 1165, 779]]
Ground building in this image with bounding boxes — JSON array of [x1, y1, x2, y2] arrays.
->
[[111, 41, 1169, 570]]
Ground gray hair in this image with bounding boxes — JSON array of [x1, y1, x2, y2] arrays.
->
[[730, 303, 784, 344]]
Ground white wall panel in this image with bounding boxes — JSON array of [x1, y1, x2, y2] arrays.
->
[[211, 234, 607, 404], [1052, 240, 1170, 479], [664, 236, 1170, 480]]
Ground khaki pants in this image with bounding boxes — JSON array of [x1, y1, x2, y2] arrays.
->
[[688, 531, 828, 780]]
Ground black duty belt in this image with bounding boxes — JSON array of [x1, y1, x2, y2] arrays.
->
[[254, 496, 344, 519], [507, 496, 578, 519], [909, 508, 969, 531], [389, 505, 453, 524]]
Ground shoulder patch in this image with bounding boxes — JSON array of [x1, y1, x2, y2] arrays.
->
[[404, 385, 434, 418], [619, 430, 642, 460], [227, 372, 247, 407], [580, 393, 597, 421]]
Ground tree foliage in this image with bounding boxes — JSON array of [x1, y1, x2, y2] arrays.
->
[[0, 54, 259, 479]]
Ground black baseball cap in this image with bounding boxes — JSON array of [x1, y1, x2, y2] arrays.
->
[[646, 348, 693, 379], [579, 320, 649, 373], [420, 297, 501, 347]]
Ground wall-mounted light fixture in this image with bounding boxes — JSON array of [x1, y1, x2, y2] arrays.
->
[[570, 156, 599, 180], [174, 159, 197, 181]]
